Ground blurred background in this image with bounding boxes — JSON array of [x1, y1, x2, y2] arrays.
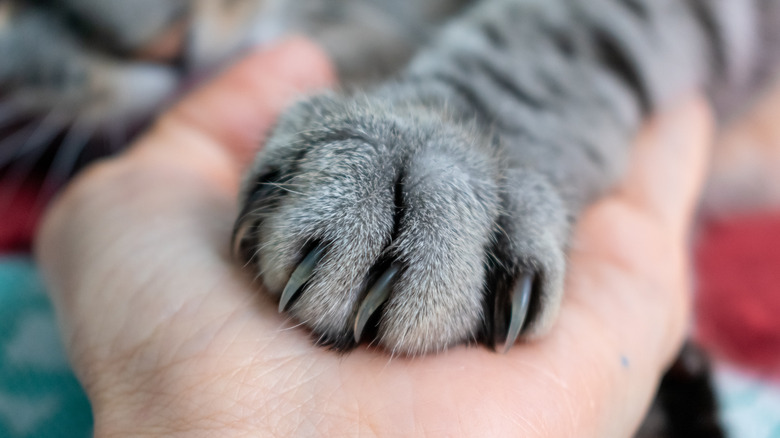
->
[[1, 0, 779, 436]]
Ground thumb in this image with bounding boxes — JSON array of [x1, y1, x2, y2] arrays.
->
[[616, 97, 714, 239]]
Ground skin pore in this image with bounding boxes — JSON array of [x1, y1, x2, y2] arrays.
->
[[36, 38, 712, 437]]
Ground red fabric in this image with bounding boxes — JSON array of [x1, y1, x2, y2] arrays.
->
[[696, 213, 780, 378], [0, 182, 44, 253]]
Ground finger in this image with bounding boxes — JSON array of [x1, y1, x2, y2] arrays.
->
[[134, 36, 336, 170], [617, 96, 714, 238]]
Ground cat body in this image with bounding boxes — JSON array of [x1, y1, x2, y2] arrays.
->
[[0, 0, 440, 186]]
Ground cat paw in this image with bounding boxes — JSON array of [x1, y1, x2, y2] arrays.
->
[[233, 95, 570, 355]]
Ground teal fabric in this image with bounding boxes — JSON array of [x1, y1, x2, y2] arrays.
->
[[0, 256, 92, 437], [716, 365, 780, 438]]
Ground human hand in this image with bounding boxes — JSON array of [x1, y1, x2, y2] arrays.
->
[[36, 37, 713, 437]]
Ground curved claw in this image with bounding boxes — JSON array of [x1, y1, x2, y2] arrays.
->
[[231, 215, 253, 260], [498, 273, 534, 354], [279, 247, 325, 313], [231, 182, 277, 260], [354, 264, 400, 343]]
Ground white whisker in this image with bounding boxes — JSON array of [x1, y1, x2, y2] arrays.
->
[[0, 123, 38, 167], [0, 112, 64, 206], [38, 118, 96, 203]]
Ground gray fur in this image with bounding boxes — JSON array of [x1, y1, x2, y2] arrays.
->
[[56, 0, 187, 51], [0, 2, 179, 127], [236, 0, 780, 354], [0, 0, 457, 131]]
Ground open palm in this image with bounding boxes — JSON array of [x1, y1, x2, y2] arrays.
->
[[36, 38, 711, 437]]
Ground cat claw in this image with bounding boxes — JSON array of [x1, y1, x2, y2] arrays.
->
[[279, 247, 325, 312], [231, 208, 255, 260], [231, 185, 277, 259], [496, 272, 534, 354], [353, 264, 400, 343]]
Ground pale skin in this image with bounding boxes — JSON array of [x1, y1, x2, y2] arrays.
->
[[36, 38, 713, 437]]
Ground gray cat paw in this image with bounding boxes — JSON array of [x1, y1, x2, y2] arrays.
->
[[233, 95, 570, 355]]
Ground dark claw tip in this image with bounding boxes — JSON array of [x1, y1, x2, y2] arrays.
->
[[279, 246, 325, 313], [353, 264, 400, 343], [231, 183, 276, 261], [231, 216, 253, 260], [495, 272, 533, 354]]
